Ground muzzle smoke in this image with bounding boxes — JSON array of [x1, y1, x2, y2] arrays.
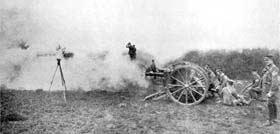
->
[[0, 6, 153, 91]]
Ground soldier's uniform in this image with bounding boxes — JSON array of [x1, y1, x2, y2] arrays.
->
[[261, 62, 279, 124], [150, 60, 157, 79], [217, 72, 233, 95], [248, 75, 262, 100], [206, 68, 216, 85], [221, 81, 250, 106], [205, 67, 218, 96], [220, 83, 238, 106], [126, 43, 136, 60], [151, 62, 157, 72]]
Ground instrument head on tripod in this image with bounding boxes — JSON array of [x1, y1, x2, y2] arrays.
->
[[56, 45, 62, 51]]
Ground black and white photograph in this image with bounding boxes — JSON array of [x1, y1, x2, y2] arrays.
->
[[0, 0, 279, 133]]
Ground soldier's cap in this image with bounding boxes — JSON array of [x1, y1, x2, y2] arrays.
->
[[264, 54, 273, 60]]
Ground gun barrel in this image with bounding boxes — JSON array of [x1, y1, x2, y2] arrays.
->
[[145, 72, 165, 77]]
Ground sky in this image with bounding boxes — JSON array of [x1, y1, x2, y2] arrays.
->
[[0, 0, 279, 62]]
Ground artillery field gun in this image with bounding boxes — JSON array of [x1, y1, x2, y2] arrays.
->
[[145, 62, 210, 106]]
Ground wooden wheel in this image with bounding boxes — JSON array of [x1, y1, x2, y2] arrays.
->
[[167, 62, 209, 106]]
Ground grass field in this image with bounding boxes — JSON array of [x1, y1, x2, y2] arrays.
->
[[1, 84, 280, 134]]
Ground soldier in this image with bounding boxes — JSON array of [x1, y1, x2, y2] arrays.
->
[[247, 70, 262, 101], [261, 55, 279, 126], [147, 60, 158, 79], [150, 60, 157, 73], [220, 79, 250, 106], [220, 81, 239, 106], [204, 65, 216, 83], [145, 60, 157, 73], [216, 69, 234, 94], [215, 69, 235, 103], [204, 65, 217, 97], [126, 42, 137, 60]]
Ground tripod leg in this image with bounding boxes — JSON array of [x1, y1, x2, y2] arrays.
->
[[59, 65, 67, 102], [48, 65, 59, 93]]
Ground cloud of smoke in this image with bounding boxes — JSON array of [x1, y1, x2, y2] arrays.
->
[[0, 39, 152, 92], [3, 49, 150, 91], [0, 2, 152, 91]]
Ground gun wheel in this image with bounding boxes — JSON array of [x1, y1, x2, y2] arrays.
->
[[167, 62, 209, 106]]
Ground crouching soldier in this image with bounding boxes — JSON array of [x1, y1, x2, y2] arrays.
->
[[261, 55, 279, 126], [215, 69, 234, 101], [220, 81, 238, 106], [221, 81, 250, 106], [248, 70, 262, 101]]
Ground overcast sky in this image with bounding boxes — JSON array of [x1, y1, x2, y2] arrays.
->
[[0, 0, 279, 62]]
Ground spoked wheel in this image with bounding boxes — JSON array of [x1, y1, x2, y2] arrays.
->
[[167, 62, 209, 106]]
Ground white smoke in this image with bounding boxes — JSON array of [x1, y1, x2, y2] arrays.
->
[[0, 2, 151, 91], [3, 49, 150, 91], [0, 39, 151, 91]]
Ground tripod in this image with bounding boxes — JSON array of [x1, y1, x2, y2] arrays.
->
[[48, 59, 67, 102]]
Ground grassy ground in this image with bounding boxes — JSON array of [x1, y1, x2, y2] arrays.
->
[[1, 84, 280, 134]]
